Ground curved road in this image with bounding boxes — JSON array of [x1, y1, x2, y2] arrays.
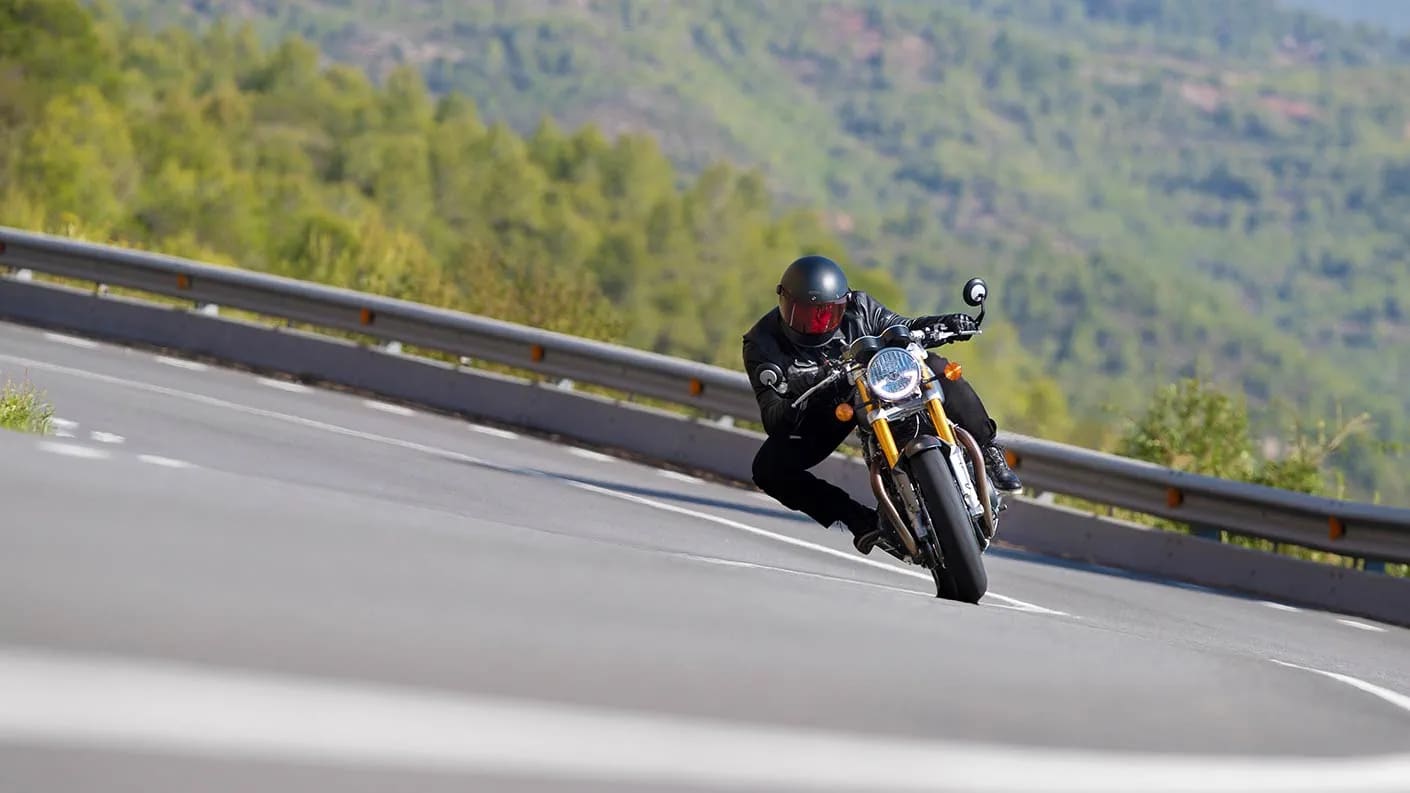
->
[[0, 322, 1407, 792]]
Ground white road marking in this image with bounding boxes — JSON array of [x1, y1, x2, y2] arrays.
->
[[89, 431, 124, 445], [137, 454, 194, 469], [1, 647, 1408, 792], [35, 442, 109, 460], [1269, 659, 1410, 716], [470, 424, 519, 440], [1260, 601, 1302, 613], [658, 469, 703, 485], [155, 356, 208, 371], [50, 417, 78, 430], [43, 332, 98, 349], [257, 377, 311, 394], [1336, 618, 1388, 633], [365, 399, 416, 416], [569, 447, 617, 463], [53, 429, 74, 438], [0, 354, 494, 471], [567, 481, 1069, 617]]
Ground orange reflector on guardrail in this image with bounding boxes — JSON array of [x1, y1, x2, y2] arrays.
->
[[689, 378, 704, 397], [530, 344, 545, 363], [1004, 449, 1019, 468], [176, 274, 191, 290], [1329, 516, 1346, 540], [1166, 487, 1184, 508], [359, 308, 375, 325]]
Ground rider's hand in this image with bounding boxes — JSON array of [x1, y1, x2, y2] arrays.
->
[[939, 312, 979, 336], [785, 361, 827, 396]]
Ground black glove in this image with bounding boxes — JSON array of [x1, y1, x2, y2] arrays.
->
[[913, 313, 978, 345], [785, 360, 829, 396]]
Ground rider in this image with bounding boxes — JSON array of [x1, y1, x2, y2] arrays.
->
[[742, 255, 1022, 556]]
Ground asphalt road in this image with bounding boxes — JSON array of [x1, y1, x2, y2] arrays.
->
[[1, 322, 1408, 792]]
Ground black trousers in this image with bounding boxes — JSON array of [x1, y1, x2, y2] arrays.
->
[[751, 354, 997, 529]]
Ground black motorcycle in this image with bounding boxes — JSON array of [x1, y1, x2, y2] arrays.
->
[[787, 278, 1003, 602]]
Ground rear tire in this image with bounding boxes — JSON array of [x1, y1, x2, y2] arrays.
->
[[909, 447, 988, 603]]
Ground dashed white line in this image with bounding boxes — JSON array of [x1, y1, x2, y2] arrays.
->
[[569, 448, 617, 463], [155, 356, 209, 371], [89, 431, 125, 445], [137, 454, 195, 469], [567, 481, 1070, 617], [658, 470, 703, 485], [36, 442, 110, 460], [1270, 659, 1410, 716], [365, 400, 415, 417], [43, 332, 98, 349], [470, 424, 519, 440], [1260, 601, 1301, 613], [50, 417, 78, 431], [1336, 618, 1388, 633], [257, 377, 312, 394]]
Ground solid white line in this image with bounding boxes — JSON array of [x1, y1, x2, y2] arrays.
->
[[568, 448, 617, 463], [1336, 618, 1388, 633], [137, 455, 194, 469], [365, 400, 415, 417], [658, 469, 703, 485], [3, 648, 1410, 792], [567, 481, 1069, 617], [155, 356, 208, 371], [89, 431, 125, 445], [257, 377, 311, 394], [36, 442, 110, 460], [1269, 659, 1410, 716], [0, 354, 493, 470], [1260, 601, 1302, 613], [470, 424, 519, 440], [43, 332, 98, 349]]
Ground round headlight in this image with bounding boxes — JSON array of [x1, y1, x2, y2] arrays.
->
[[865, 347, 922, 401]]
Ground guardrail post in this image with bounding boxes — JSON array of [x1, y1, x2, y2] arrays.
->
[[1188, 523, 1222, 541]]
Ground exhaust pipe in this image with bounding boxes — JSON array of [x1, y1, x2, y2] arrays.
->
[[954, 425, 996, 540], [869, 459, 918, 559]]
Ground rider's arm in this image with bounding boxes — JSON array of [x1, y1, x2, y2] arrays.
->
[[742, 339, 803, 436]]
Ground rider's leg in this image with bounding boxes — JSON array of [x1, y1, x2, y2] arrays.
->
[[751, 416, 877, 540], [925, 353, 1023, 492]]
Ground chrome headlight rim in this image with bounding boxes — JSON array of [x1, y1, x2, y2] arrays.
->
[[865, 347, 922, 401]]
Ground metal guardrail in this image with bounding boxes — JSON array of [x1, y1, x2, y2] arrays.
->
[[3, 224, 1409, 568]]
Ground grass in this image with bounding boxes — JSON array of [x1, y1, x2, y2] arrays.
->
[[0, 376, 55, 435]]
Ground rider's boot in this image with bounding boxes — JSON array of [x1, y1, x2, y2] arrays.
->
[[982, 443, 1023, 493], [845, 505, 906, 561]]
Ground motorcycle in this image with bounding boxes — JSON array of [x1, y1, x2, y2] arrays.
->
[[785, 277, 1004, 603]]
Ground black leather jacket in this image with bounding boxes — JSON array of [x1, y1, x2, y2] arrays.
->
[[742, 291, 923, 437]]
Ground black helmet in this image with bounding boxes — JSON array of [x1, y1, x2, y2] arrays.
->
[[776, 255, 850, 347]]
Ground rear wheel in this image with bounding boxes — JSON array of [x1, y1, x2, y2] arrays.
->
[[909, 447, 988, 603]]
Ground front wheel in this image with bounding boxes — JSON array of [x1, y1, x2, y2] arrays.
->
[[909, 447, 988, 603]]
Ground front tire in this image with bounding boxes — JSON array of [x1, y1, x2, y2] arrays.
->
[[909, 447, 988, 603]]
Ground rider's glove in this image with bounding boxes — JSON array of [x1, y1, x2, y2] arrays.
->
[[913, 313, 979, 345], [785, 361, 828, 396]]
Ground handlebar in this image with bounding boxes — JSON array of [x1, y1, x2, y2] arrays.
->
[[787, 323, 984, 410], [789, 369, 845, 410]]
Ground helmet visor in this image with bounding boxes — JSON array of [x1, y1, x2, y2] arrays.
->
[[782, 294, 847, 336]]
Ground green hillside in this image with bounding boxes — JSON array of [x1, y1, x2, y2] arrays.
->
[[40, 0, 1410, 503]]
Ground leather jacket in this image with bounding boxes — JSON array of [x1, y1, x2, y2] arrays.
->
[[742, 291, 919, 437]]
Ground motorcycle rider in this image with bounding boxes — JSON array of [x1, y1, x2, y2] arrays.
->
[[742, 255, 1022, 556]]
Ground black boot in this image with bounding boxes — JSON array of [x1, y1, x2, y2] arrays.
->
[[844, 506, 883, 555], [982, 444, 1023, 493]]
